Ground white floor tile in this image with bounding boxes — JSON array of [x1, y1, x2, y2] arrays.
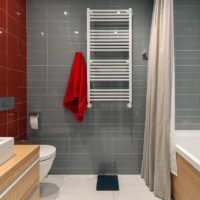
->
[[59, 189, 113, 200], [59, 175, 113, 200], [113, 188, 160, 200], [40, 175, 160, 200], [118, 175, 146, 189]]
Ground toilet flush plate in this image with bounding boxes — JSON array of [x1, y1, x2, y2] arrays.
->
[[0, 97, 15, 111]]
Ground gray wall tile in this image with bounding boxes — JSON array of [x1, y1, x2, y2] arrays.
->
[[27, 0, 153, 174], [175, 2, 200, 130]]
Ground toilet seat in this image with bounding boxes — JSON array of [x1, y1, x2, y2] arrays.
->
[[40, 145, 56, 161]]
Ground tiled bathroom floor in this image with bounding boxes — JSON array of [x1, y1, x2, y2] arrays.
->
[[40, 175, 160, 200]]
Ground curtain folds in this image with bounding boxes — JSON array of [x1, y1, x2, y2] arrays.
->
[[141, 0, 174, 199]]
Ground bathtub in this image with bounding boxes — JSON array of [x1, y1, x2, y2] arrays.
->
[[172, 130, 200, 200], [175, 130, 200, 172]]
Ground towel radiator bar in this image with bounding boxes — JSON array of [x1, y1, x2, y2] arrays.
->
[[87, 8, 132, 108]]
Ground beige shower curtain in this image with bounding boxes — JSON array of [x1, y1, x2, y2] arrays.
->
[[141, 0, 174, 199]]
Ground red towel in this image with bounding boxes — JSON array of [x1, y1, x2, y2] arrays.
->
[[63, 52, 87, 122]]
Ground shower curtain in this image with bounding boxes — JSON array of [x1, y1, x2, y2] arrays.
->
[[141, 0, 175, 199]]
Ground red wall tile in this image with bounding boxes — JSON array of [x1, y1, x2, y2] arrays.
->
[[17, 7, 26, 27], [0, 124, 7, 137], [7, 0, 18, 20], [17, 0, 26, 11], [18, 118, 26, 135], [0, 30, 6, 67], [7, 121, 18, 137], [0, 111, 7, 125], [0, 0, 6, 11], [7, 15, 18, 35], [0, 67, 7, 86], [0, 86, 7, 97], [18, 102, 27, 118], [18, 24, 26, 42], [0, 0, 27, 139], [7, 34, 19, 69], [0, 9, 6, 30]]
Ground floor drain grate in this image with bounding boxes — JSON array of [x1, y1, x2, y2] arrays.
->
[[96, 175, 119, 191]]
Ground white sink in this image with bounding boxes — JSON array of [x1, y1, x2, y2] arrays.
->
[[0, 137, 14, 165]]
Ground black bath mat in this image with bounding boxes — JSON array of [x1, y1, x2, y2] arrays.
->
[[96, 175, 119, 191]]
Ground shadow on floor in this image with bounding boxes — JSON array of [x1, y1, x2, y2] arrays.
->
[[40, 182, 60, 199]]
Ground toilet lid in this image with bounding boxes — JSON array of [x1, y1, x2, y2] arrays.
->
[[40, 145, 56, 161]]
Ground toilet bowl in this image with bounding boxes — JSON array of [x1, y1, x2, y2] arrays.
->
[[39, 145, 56, 181]]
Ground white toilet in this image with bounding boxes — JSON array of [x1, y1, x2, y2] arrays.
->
[[39, 145, 56, 181]]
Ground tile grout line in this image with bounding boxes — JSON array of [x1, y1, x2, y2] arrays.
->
[[68, 0, 71, 174]]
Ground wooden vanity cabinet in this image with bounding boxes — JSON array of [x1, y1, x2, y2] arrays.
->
[[0, 145, 40, 200]]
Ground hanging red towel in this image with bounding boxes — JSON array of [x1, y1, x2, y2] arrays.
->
[[63, 52, 87, 122]]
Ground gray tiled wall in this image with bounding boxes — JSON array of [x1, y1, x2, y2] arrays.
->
[[27, 0, 153, 174], [175, 0, 200, 130]]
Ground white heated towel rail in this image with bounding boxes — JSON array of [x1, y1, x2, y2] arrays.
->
[[87, 8, 132, 108]]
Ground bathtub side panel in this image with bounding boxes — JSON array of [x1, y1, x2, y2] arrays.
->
[[172, 153, 200, 200]]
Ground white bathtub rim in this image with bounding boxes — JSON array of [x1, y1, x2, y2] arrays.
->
[[175, 144, 200, 172], [175, 130, 200, 172]]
